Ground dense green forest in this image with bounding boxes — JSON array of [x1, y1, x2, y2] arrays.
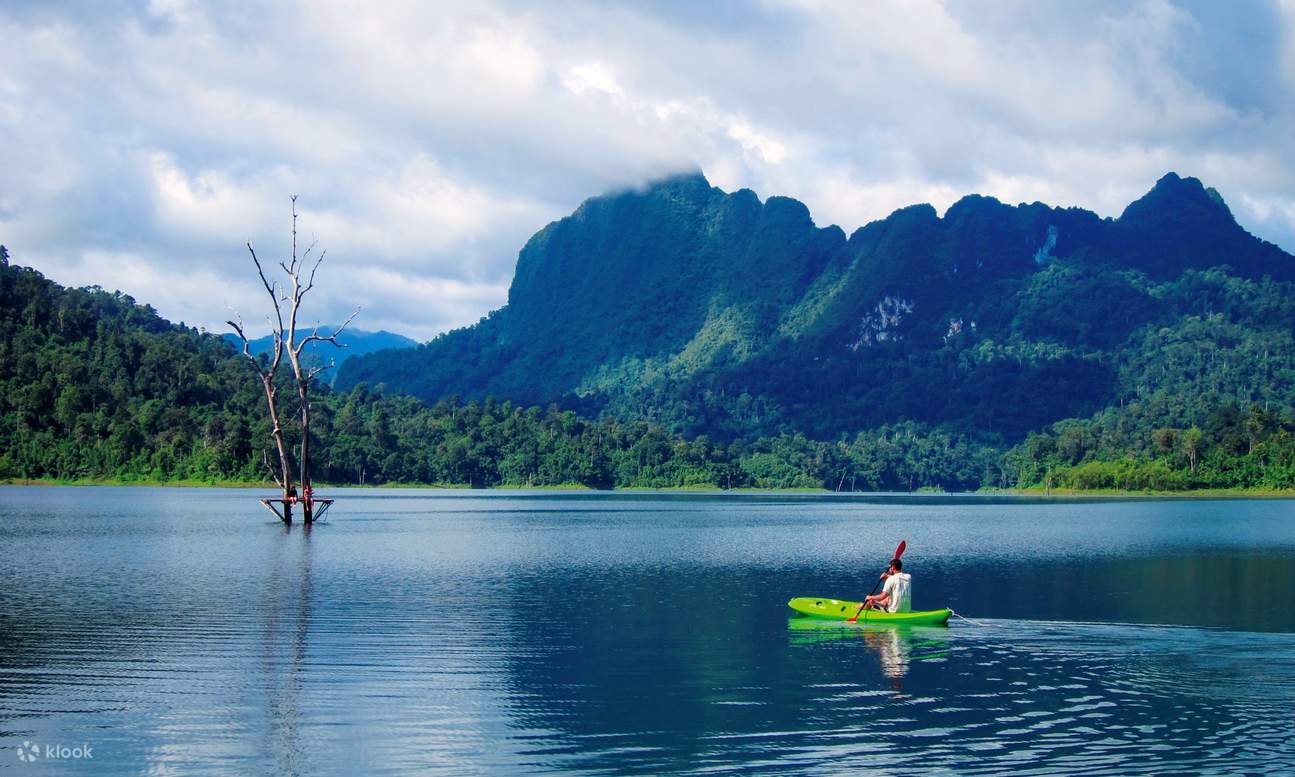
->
[[0, 247, 992, 490], [1005, 402, 1295, 492], [997, 265, 1295, 491], [5, 170, 1295, 493]]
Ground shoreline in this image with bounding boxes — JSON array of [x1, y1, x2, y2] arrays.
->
[[1004, 486, 1295, 498], [3, 478, 1293, 498]]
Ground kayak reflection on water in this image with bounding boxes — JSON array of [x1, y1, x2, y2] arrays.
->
[[788, 619, 951, 689]]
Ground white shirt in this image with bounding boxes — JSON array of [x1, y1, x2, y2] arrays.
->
[[882, 572, 912, 613]]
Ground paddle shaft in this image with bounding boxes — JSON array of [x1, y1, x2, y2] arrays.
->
[[865, 574, 887, 598], [850, 575, 886, 621]]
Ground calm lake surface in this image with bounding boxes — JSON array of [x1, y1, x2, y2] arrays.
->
[[1, 487, 1293, 775]]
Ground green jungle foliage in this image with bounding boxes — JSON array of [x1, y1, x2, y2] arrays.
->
[[1004, 400, 1295, 492], [0, 247, 989, 490]]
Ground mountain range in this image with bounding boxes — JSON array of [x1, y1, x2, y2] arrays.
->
[[337, 172, 1294, 444]]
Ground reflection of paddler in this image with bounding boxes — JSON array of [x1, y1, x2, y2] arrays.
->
[[862, 626, 910, 683], [787, 620, 951, 693]]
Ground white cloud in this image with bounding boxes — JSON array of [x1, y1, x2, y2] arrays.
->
[[726, 121, 790, 165], [562, 61, 625, 98], [148, 152, 286, 241], [1, 0, 1293, 343], [350, 267, 511, 340], [461, 27, 547, 94]]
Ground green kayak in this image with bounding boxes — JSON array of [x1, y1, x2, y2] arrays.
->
[[787, 597, 951, 625]]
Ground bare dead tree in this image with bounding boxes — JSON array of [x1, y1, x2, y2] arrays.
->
[[228, 196, 359, 524], [227, 249, 296, 520], [281, 198, 359, 521]]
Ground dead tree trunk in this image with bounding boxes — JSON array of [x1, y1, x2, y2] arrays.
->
[[229, 196, 358, 524], [228, 248, 295, 523], [280, 197, 358, 523]]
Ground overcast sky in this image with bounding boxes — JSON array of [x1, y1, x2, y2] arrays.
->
[[3, 0, 1293, 340]]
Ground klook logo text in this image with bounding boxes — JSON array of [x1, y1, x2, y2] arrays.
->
[[15, 741, 93, 762]]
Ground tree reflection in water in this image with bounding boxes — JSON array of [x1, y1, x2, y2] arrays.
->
[[261, 522, 314, 775]]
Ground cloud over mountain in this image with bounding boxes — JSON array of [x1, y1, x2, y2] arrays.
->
[[2, 0, 1292, 340]]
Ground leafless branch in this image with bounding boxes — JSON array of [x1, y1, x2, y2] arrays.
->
[[334, 305, 360, 337], [247, 243, 286, 343], [303, 247, 327, 295], [294, 306, 361, 357], [225, 316, 270, 376], [226, 315, 249, 347], [247, 243, 275, 298], [306, 360, 333, 382], [263, 449, 284, 489], [289, 194, 299, 275]]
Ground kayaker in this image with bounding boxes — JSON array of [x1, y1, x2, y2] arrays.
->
[[863, 559, 911, 613]]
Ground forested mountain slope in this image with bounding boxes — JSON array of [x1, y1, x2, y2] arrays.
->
[[7, 246, 939, 490], [337, 173, 1294, 446]]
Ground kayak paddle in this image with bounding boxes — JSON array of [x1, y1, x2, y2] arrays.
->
[[847, 539, 906, 622]]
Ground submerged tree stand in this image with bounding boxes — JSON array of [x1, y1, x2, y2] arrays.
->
[[229, 196, 359, 525], [259, 495, 334, 524]]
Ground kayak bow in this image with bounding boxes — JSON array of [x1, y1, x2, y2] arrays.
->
[[788, 597, 951, 625]]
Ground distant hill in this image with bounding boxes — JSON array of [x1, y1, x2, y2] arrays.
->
[[336, 172, 1295, 445], [223, 327, 416, 384]]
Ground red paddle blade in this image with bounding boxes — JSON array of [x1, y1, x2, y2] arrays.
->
[[894, 540, 907, 561]]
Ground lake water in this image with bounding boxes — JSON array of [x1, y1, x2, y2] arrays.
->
[[1, 487, 1293, 775]]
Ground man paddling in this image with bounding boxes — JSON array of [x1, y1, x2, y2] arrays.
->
[[846, 540, 908, 622], [862, 558, 911, 614]]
